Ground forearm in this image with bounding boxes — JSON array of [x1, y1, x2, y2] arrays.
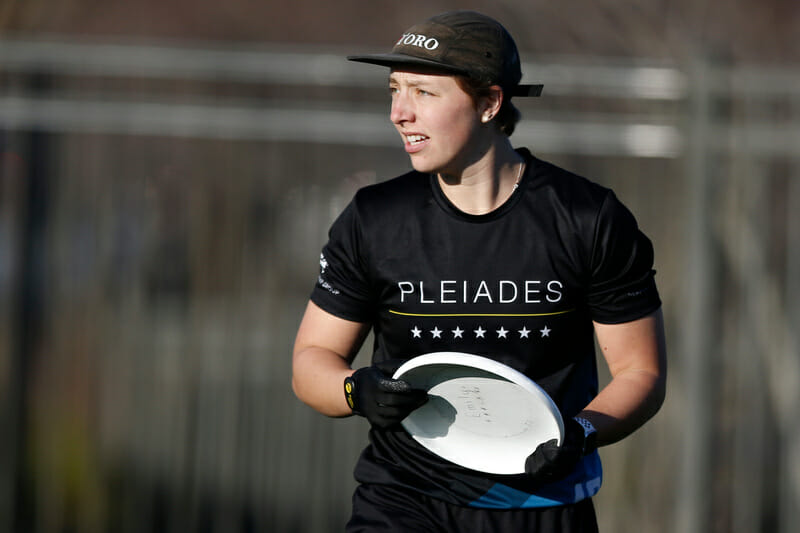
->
[[292, 301, 371, 417], [578, 368, 666, 447], [292, 346, 355, 417], [585, 309, 667, 447]]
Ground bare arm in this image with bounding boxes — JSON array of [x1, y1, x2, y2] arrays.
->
[[292, 300, 372, 417], [579, 308, 667, 447]]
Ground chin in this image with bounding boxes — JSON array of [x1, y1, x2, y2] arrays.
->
[[408, 154, 444, 175], [410, 162, 435, 174]]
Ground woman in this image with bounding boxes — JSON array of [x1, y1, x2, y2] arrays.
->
[[292, 10, 666, 532]]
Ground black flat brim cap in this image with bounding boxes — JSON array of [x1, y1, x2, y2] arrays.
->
[[347, 11, 543, 97], [347, 52, 471, 76], [347, 52, 543, 97]]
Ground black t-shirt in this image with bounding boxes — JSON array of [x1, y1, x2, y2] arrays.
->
[[310, 148, 661, 508]]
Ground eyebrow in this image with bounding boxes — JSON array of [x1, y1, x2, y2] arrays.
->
[[388, 74, 429, 89]]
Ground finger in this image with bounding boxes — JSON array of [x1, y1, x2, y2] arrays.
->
[[374, 388, 428, 408], [372, 406, 425, 429], [376, 377, 415, 394]]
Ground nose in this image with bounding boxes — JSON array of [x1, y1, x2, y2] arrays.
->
[[390, 90, 414, 125]]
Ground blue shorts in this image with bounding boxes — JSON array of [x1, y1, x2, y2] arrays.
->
[[346, 483, 599, 533]]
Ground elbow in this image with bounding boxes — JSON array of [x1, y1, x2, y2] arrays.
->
[[647, 371, 668, 420], [291, 374, 302, 401], [291, 352, 313, 406], [291, 372, 318, 412], [290, 347, 309, 404]]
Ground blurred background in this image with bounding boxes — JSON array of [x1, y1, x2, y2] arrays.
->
[[1, 1, 798, 532]]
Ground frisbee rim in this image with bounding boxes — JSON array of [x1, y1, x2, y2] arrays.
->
[[392, 352, 564, 474]]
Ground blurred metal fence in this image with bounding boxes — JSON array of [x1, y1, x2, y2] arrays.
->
[[0, 35, 798, 533]]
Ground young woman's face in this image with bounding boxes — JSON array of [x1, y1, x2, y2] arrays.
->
[[389, 69, 490, 175]]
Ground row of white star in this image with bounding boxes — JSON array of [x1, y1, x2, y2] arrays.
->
[[410, 325, 552, 339]]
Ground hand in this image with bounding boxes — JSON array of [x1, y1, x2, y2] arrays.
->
[[525, 417, 597, 482], [344, 360, 428, 428]]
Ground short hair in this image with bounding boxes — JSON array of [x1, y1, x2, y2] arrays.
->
[[455, 76, 522, 137]]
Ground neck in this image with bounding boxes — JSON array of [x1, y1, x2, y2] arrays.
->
[[437, 142, 524, 215]]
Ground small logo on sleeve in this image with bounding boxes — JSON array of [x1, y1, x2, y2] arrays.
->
[[318, 253, 340, 295]]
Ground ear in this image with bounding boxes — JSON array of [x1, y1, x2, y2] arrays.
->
[[480, 85, 504, 123]]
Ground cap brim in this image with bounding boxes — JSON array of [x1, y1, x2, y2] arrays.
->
[[513, 84, 544, 97], [347, 53, 470, 76], [348, 54, 543, 97]]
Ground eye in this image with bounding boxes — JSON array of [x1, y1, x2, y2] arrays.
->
[[417, 88, 434, 96]]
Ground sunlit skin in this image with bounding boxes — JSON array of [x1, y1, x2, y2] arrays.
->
[[388, 68, 524, 214], [389, 70, 491, 177]]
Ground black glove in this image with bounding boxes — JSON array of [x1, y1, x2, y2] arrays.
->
[[525, 417, 598, 482], [344, 360, 428, 429]]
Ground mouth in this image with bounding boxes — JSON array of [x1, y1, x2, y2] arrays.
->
[[405, 134, 428, 145], [402, 133, 429, 153]]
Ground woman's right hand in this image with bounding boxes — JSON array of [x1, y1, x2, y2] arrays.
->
[[345, 361, 428, 428]]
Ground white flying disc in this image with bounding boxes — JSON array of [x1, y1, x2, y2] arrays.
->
[[393, 352, 564, 475]]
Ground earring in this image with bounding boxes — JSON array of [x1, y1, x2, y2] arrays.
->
[[483, 113, 493, 123]]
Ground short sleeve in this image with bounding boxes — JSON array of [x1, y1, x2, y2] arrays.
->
[[587, 191, 661, 324], [310, 200, 376, 323]]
